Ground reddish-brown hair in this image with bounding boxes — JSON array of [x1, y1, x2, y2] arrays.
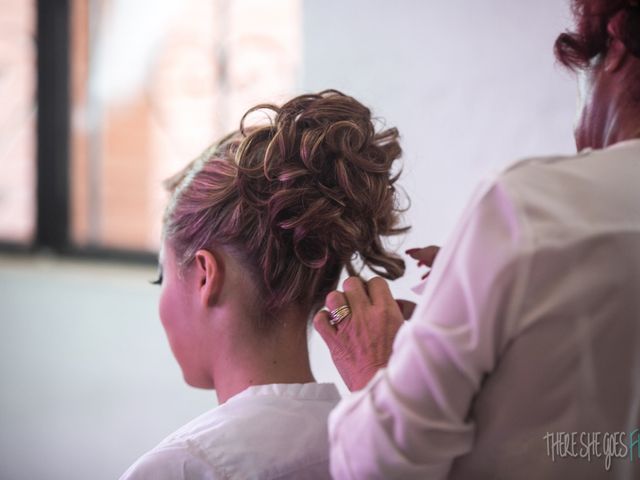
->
[[163, 90, 408, 327], [555, 0, 640, 69]]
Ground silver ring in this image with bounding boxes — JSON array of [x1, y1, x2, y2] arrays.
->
[[329, 305, 351, 326]]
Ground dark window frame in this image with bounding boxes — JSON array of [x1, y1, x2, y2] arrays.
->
[[0, 0, 156, 266]]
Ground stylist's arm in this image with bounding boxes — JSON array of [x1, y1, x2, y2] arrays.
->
[[313, 183, 523, 480]]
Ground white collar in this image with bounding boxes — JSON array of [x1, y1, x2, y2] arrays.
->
[[229, 382, 341, 404], [578, 137, 640, 155]]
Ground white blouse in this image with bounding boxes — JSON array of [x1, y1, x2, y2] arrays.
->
[[329, 140, 640, 479], [121, 383, 341, 480]]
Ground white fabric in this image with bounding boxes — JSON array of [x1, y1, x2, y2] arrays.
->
[[121, 382, 341, 480], [329, 140, 640, 479]]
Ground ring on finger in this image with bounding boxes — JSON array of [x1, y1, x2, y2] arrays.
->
[[329, 304, 351, 326]]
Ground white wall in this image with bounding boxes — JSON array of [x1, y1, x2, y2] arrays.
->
[[303, 0, 576, 289], [304, 0, 579, 389], [0, 256, 215, 480]]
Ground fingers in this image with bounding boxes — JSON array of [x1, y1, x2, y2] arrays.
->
[[406, 245, 440, 267], [329, 276, 400, 312], [366, 277, 396, 309], [315, 276, 401, 337], [318, 290, 352, 332], [396, 299, 416, 320], [325, 290, 349, 311], [314, 277, 371, 337], [343, 276, 371, 309]]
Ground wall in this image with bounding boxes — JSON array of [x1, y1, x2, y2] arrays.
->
[[0, 256, 215, 480], [302, 0, 577, 291]]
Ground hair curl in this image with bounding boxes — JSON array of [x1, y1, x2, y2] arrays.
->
[[163, 90, 409, 327], [555, 0, 640, 69]]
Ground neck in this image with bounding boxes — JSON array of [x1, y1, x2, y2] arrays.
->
[[211, 308, 315, 404], [581, 58, 640, 149], [600, 101, 640, 148]]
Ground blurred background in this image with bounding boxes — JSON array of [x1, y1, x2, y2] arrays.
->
[[0, 0, 576, 478]]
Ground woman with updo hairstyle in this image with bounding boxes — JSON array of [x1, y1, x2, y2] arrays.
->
[[119, 90, 408, 480], [313, 1, 640, 479]]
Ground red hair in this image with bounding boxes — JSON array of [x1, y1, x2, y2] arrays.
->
[[555, 0, 640, 69]]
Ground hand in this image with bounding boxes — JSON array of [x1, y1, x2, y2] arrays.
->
[[313, 276, 404, 391], [406, 245, 441, 279]]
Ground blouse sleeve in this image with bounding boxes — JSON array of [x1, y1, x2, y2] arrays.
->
[[328, 178, 532, 479]]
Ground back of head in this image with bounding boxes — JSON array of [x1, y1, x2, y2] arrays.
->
[[163, 90, 408, 328]]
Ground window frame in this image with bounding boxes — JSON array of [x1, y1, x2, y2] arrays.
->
[[0, 0, 156, 265]]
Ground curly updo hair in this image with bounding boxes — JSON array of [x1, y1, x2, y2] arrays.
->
[[163, 90, 408, 326], [555, 0, 640, 69]]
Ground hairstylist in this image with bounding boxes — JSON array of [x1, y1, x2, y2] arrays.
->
[[314, 1, 640, 478]]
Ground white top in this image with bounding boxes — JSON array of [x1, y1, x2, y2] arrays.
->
[[329, 140, 640, 479], [121, 383, 341, 480]]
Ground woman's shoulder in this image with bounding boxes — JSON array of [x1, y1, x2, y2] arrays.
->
[[119, 443, 221, 480], [121, 383, 340, 480], [502, 144, 639, 224], [499, 141, 640, 196]]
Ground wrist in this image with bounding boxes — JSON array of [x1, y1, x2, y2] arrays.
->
[[348, 364, 385, 391]]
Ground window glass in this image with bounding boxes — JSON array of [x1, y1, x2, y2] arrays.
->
[[0, 0, 35, 243], [71, 0, 301, 251]]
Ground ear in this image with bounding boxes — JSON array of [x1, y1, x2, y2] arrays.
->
[[605, 14, 629, 73], [194, 249, 224, 308], [604, 38, 628, 73]]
